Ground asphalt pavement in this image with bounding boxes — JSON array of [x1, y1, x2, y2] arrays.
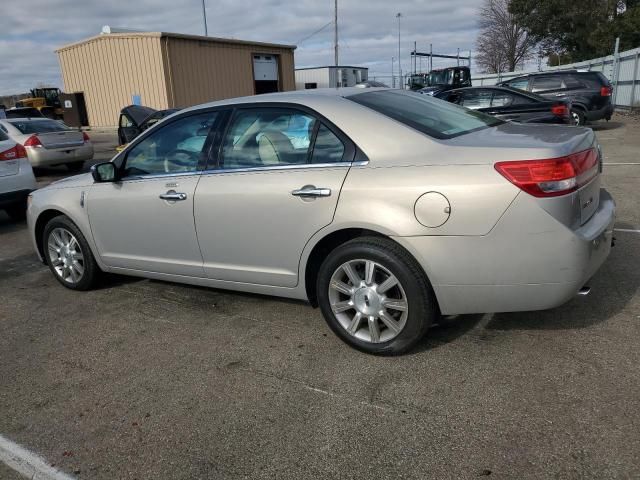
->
[[0, 118, 638, 479]]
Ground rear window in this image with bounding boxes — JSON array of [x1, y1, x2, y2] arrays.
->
[[0, 129, 8, 141], [9, 119, 70, 134], [348, 90, 502, 139]]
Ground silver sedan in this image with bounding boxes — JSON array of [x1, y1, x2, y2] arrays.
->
[[26, 88, 615, 354], [0, 118, 94, 171]]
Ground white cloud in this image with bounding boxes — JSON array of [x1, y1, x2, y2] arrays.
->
[[0, 0, 482, 95]]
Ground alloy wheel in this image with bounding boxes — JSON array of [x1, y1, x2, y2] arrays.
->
[[47, 227, 85, 284], [328, 259, 409, 343]]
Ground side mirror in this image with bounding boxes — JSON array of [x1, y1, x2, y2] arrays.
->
[[91, 162, 117, 182]]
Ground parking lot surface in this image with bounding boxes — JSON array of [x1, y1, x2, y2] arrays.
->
[[1, 118, 639, 479]]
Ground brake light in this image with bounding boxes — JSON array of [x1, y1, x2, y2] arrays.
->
[[551, 104, 569, 117], [82, 132, 90, 142], [0, 144, 27, 161], [600, 85, 613, 97], [24, 135, 42, 147], [495, 148, 599, 197]]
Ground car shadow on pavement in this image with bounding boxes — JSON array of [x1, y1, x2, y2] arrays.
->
[[410, 314, 485, 354], [486, 232, 638, 331], [591, 121, 623, 131]]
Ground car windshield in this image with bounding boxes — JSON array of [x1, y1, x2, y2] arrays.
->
[[428, 70, 453, 86], [9, 119, 70, 134], [348, 90, 502, 139]]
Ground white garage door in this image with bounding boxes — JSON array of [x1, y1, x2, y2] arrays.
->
[[253, 55, 279, 81]]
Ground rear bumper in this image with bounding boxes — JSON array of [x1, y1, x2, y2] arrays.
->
[[585, 103, 615, 121], [26, 143, 94, 167], [395, 189, 616, 315]]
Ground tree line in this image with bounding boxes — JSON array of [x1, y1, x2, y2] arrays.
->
[[477, 0, 640, 73]]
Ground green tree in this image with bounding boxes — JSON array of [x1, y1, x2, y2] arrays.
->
[[509, 0, 640, 62]]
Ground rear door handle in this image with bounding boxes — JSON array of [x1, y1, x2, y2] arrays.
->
[[292, 186, 331, 198], [159, 190, 187, 201]]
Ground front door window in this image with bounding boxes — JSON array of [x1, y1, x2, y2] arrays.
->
[[123, 112, 218, 176]]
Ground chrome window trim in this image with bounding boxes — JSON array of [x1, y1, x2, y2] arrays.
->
[[118, 159, 369, 181], [120, 170, 202, 182], [201, 160, 368, 176]]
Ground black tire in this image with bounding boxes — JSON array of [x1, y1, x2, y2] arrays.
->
[[5, 202, 26, 221], [42, 215, 100, 290], [571, 109, 586, 126], [66, 161, 84, 172], [317, 236, 438, 355]]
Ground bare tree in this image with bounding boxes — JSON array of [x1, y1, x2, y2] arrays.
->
[[476, 0, 536, 73]]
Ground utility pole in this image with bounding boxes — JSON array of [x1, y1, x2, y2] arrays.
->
[[201, 0, 208, 36], [391, 57, 395, 88], [334, 0, 339, 66], [396, 13, 402, 89]]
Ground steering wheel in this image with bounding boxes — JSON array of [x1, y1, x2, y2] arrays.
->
[[163, 149, 199, 173]]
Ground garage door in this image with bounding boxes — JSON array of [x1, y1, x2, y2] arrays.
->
[[253, 55, 278, 81]]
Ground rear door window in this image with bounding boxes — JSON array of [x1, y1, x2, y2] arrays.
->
[[460, 90, 493, 109], [531, 76, 563, 93], [504, 77, 530, 91], [220, 109, 317, 169]]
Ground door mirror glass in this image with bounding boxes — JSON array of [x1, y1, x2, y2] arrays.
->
[[91, 162, 117, 182]]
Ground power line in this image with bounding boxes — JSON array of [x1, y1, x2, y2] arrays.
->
[[296, 21, 334, 45]]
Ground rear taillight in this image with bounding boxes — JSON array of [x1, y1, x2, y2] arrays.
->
[[0, 144, 27, 161], [82, 132, 90, 142], [24, 135, 42, 147], [600, 85, 613, 97], [495, 148, 599, 198], [551, 104, 569, 117]]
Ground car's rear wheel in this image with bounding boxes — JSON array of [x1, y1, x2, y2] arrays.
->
[[571, 109, 585, 126], [66, 161, 84, 172], [317, 237, 437, 355], [43, 215, 99, 290]]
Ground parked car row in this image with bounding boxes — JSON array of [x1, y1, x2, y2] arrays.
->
[[431, 69, 614, 126]]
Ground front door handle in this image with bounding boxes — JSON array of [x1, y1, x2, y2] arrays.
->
[[292, 186, 331, 198], [159, 190, 187, 201]]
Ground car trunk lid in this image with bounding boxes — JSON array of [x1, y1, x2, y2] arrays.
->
[[35, 130, 85, 149], [450, 122, 601, 228], [0, 140, 24, 177]]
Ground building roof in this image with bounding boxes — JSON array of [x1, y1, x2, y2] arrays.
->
[[295, 66, 369, 71], [56, 31, 296, 53]]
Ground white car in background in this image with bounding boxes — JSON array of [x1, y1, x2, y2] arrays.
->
[[0, 128, 36, 220], [0, 118, 94, 172]]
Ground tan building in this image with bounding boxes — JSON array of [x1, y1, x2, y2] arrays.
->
[[56, 31, 296, 127]]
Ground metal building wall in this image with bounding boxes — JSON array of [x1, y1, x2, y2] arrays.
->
[[295, 69, 331, 89], [57, 34, 170, 127], [166, 37, 296, 108]]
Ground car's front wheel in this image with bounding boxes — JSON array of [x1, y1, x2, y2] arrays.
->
[[317, 237, 438, 355], [43, 215, 99, 290]]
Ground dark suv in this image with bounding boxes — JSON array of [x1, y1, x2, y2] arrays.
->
[[497, 70, 614, 126]]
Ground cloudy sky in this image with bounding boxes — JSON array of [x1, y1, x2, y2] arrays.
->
[[0, 0, 481, 95]]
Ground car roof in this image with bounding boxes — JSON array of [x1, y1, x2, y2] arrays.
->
[[181, 87, 392, 113]]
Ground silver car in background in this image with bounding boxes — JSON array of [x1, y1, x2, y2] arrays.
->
[[26, 88, 615, 355], [0, 129, 37, 220], [0, 118, 94, 172]]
